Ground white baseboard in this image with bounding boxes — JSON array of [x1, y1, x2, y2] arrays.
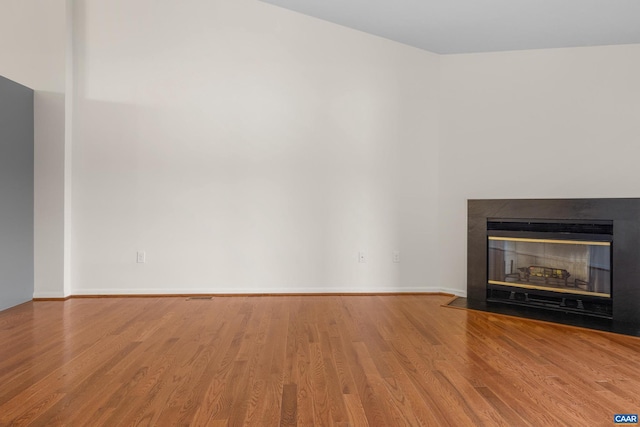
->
[[70, 285, 466, 297], [32, 292, 68, 299], [439, 287, 467, 297]]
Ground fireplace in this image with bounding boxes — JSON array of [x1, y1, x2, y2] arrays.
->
[[466, 199, 640, 336], [486, 219, 612, 318]]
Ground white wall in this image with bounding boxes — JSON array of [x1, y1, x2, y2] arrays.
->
[[439, 44, 640, 293], [8, 1, 635, 298], [71, 0, 441, 294], [0, 1, 65, 93], [0, 0, 68, 298]]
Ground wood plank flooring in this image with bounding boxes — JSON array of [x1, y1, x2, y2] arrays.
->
[[1, 295, 639, 426]]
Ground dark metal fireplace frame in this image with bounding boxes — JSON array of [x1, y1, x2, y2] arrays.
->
[[467, 198, 640, 336]]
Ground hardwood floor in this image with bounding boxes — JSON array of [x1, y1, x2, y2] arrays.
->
[[1, 295, 639, 426]]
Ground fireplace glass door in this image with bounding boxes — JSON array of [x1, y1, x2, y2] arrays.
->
[[488, 237, 611, 298]]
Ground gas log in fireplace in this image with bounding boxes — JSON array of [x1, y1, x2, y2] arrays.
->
[[467, 199, 640, 334], [487, 219, 612, 318]]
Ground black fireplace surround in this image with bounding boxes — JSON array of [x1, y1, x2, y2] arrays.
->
[[466, 198, 640, 336]]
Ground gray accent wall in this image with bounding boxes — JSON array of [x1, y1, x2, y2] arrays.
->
[[0, 76, 34, 311]]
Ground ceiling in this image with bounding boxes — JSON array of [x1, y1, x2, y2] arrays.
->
[[260, 0, 640, 54]]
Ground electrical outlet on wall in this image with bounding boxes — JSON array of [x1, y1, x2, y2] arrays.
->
[[358, 251, 366, 263], [137, 251, 146, 263], [393, 251, 400, 263]]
